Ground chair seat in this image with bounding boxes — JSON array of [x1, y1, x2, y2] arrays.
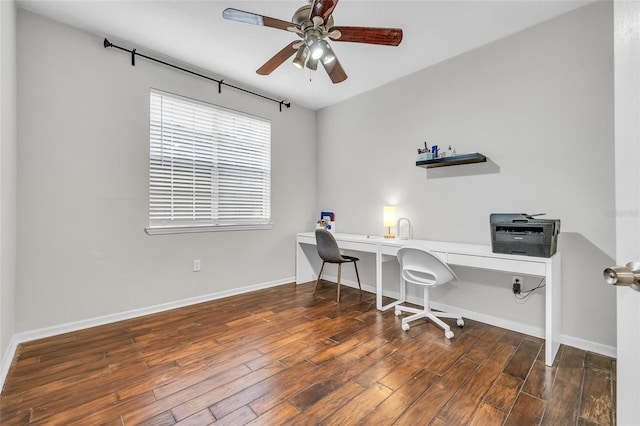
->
[[395, 246, 464, 339]]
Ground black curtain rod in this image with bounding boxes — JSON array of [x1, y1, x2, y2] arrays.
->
[[103, 38, 291, 112]]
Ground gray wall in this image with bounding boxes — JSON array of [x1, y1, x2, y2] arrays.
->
[[16, 10, 316, 332], [0, 0, 17, 368], [316, 2, 616, 350]]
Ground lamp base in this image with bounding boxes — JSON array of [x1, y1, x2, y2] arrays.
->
[[384, 226, 394, 239]]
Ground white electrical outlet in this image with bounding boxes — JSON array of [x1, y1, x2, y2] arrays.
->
[[512, 275, 522, 284], [193, 259, 201, 272]]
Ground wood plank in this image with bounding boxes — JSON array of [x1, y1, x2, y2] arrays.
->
[[556, 345, 587, 387], [360, 368, 440, 425], [213, 405, 256, 426], [284, 380, 366, 425], [249, 358, 346, 416], [246, 401, 299, 425], [174, 408, 215, 426], [468, 401, 508, 426], [308, 338, 363, 365], [176, 361, 290, 421], [336, 336, 388, 363], [394, 358, 479, 425], [579, 366, 613, 426], [463, 327, 507, 364], [522, 359, 557, 400], [503, 338, 543, 380], [541, 379, 581, 426], [425, 332, 481, 375], [152, 354, 256, 400], [353, 351, 407, 388], [586, 352, 613, 371], [483, 372, 523, 411], [504, 392, 546, 426], [436, 342, 515, 424], [317, 382, 392, 425], [136, 410, 176, 426], [289, 354, 378, 411]]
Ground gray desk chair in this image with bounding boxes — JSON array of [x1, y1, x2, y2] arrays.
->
[[395, 246, 464, 339], [314, 229, 362, 302]]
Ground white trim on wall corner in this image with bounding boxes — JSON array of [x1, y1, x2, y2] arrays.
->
[[0, 336, 21, 393], [0, 276, 294, 391]]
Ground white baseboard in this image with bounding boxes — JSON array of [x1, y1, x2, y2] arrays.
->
[[0, 335, 20, 393], [0, 276, 294, 390], [561, 334, 617, 358]]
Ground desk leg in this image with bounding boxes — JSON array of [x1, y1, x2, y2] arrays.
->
[[376, 248, 383, 309], [296, 242, 317, 284], [376, 248, 403, 312], [545, 252, 562, 366]]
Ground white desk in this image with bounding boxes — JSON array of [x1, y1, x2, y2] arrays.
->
[[296, 232, 562, 366]]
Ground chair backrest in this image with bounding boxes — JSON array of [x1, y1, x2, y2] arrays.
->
[[397, 246, 457, 287], [315, 229, 345, 263]]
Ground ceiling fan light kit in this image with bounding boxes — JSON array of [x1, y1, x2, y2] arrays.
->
[[223, 0, 403, 84]]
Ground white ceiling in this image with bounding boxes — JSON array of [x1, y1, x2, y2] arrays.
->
[[17, 0, 592, 110]]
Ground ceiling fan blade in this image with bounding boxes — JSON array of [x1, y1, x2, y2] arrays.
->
[[257, 41, 298, 75], [309, 0, 338, 25], [321, 47, 347, 84], [223, 8, 300, 32], [329, 26, 403, 46]]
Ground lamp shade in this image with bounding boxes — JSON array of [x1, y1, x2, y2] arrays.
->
[[383, 206, 397, 227]]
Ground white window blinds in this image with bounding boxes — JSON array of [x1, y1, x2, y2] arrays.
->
[[147, 90, 271, 234]]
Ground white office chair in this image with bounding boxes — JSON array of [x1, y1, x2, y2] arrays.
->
[[395, 246, 464, 339]]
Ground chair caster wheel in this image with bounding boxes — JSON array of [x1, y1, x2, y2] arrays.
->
[[457, 319, 465, 327], [395, 309, 402, 316], [445, 330, 454, 339], [402, 323, 410, 331]]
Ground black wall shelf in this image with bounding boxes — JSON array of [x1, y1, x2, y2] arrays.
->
[[416, 152, 487, 169]]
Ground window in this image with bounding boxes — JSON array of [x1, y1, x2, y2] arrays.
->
[[146, 90, 271, 234]]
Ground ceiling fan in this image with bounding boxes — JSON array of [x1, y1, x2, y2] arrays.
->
[[222, 0, 403, 84]]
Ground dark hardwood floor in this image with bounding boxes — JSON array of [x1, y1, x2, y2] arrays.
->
[[0, 281, 615, 425]]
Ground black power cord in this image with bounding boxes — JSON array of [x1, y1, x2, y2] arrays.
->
[[514, 277, 546, 300]]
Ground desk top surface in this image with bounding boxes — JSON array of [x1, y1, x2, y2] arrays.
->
[[297, 231, 556, 264]]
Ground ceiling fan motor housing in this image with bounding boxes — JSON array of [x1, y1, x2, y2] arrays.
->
[[291, 5, 334, 31]]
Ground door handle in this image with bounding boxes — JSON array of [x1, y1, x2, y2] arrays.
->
[[603, 261, 640, 291]]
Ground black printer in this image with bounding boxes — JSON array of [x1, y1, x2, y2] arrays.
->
[[490, 213, 560, 258]]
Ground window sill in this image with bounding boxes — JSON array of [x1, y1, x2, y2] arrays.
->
[[145, 223, 273, 235]]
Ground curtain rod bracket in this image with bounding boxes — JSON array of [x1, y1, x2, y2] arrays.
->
[[102, 38, 289, 112], [279, 101, 291, 112]]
